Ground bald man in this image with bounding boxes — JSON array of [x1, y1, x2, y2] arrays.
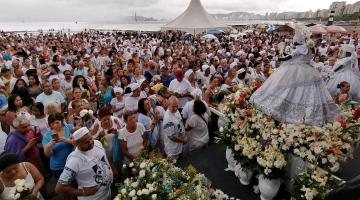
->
[[162, 96, 188, 159]]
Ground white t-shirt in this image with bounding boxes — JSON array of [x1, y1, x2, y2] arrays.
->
[[185, 114, 209, 152], [124, 96, 141, 112], [58, 140, 113, 200], [35, 91, 66, 107], [0, 123, 7, 154], [118, 123, 145, 159], [110, 98, 125, 118], [181, 100, 211, 120], [58, 63, 72, 73], [168, 79, 194, 108]]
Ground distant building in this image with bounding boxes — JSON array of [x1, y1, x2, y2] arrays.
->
[[329, 1, 346, 16]]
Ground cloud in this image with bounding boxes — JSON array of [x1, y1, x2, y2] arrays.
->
[[0, 0, 358, 21]]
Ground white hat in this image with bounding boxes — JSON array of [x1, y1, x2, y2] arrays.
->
[[84, 54, 91, 58], [191, 88, 203, 99], [73, 127, 90, 142], [229, 62, 238, 69], [184, 69, 193, 80], [202, 64, 210, 72], [321, 40, 327, 44], [129, 83, 140, 91], [114, 87, 123, 94], [237, 68, 246, 74]]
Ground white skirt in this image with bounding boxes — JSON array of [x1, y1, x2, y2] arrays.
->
[[250, 61, 340, 125]]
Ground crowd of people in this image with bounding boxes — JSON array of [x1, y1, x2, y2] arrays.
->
[[0, 27, 359, 199]]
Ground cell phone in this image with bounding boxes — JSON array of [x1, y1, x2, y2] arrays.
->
[[52, 133, 59, 141]]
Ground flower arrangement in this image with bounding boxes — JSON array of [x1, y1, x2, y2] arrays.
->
[[151, 83, 165, 94], [79, 109, 94, 128], [114, 155, 230, 200], [216, 83, 360, 176], [8, 179, 32, 200], [293, 168, 344, 200], [256, 146, 287, 179]]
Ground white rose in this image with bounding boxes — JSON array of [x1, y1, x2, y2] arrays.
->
[[123, 164, 127, 168], [139, 170, 146, 178], [151, 194, 157, 200], [79, 109, 88, 117], [137, 190, 142, 196], [121, 188, 127, 194], [129, 162, 134, 167], [129, 190, 136, 197], [234, 145, 240, 151], [142, 189, 150, 195], [14, 193, 21, 200], [149, 186, 154, 192], [16, 186, 24, 193], [131, 182, 139, 188], [140, 162, 146, 169], [88, 110, 94, 115], [219, 127, 224, 132]]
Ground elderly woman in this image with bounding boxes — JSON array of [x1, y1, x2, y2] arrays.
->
[[4, 113, 41, 165], [42, 113, 74, 176], [91, 107, 123, 158], [0, 153, 44, 200], [119, 111, 147, 162]]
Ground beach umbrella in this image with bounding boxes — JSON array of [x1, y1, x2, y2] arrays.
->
[[309, 25, 327, 35], [207, 28, 223, 34], [202, 34, 217, 40], [325, 25, 347, 34]]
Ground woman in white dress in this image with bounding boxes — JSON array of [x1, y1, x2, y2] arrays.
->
[[250, 25, 340, 125], [326, 44, 360, 103]]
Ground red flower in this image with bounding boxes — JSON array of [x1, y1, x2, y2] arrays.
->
[[244, 109, 253, 117], [241, 91, 248, 98], [237, 97, 245, 108], [353, 107, 360, 120], [338, 118, 347, 127]]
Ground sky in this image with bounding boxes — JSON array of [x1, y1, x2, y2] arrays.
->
[[0, 0, 358, 21]]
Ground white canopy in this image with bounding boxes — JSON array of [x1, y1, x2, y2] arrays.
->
[[161, 0, 228, 35]]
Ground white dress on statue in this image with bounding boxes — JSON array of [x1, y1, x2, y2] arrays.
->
[[250, 45, 340, 125], [326, 56, 360, 102]]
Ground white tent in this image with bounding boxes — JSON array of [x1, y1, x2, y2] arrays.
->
[[161, 0, 228, 35]]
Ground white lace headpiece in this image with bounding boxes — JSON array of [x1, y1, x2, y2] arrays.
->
[[293, 24, 312, 45]]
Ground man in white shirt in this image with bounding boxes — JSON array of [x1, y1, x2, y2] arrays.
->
[[162, 96, 188, 159], [181, 89, 211, 121], [35, 82, 66, 110], [168, 69, 194, 109], [58, 57, 72, 73], [56, 127, 113, 200], [124, 83, 142, 113], [317, 41, 329, 57]]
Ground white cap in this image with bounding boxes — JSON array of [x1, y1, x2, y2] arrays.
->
[[129, 83, 140, 91], [191, 88, 203, 99], [237, 68, 246, 74], [321, 40, 327, 44], [84, 54, 91, 58], [202, 64, 210, 72], [114, 87, 123, 94], [73, 127, 90, 142]]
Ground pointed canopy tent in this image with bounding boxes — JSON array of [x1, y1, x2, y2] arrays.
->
[[161, 0, 229, 35]]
